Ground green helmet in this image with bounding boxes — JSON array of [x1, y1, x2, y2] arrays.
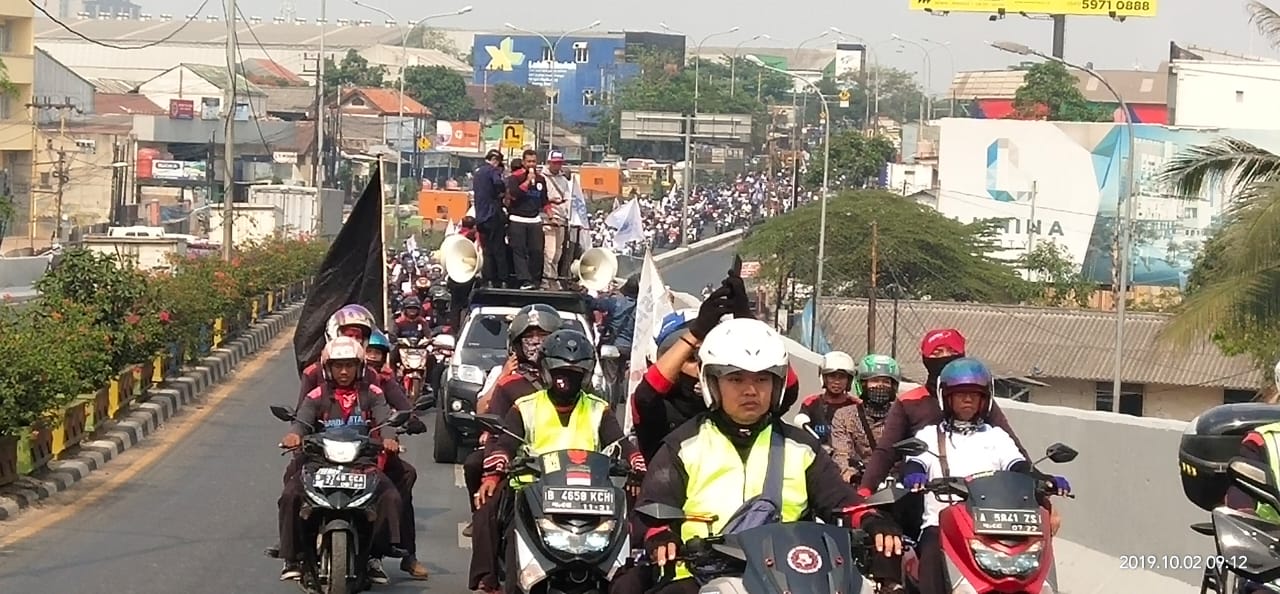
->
[[855, 354, 901, 396]]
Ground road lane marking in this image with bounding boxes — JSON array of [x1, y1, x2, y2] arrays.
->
[[458, 522, 471, 549], [0, 329, 295, 549], [454, 464, 465, 489]]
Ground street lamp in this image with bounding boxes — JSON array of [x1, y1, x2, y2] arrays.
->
[[747, 54, 830, 351], [731, 33, 770, 96], [351, 1, 472, 244], [891, 33, 932, 120], [991, 40, 1135, 414], [505, 19, 602, 153], [921, 37, 956, 116]]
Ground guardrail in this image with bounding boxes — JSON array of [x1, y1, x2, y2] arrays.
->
[[0, 280, 313, 489]]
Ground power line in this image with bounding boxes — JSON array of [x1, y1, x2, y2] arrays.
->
[[30, 0, 214, 50]]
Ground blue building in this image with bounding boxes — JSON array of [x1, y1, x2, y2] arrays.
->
[[472, 31, 685, 126]]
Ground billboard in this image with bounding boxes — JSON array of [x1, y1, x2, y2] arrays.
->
[[149, 160, 207, 181], [907, 0, 1157, 17], [834, 43, 866, 81], [936, 119, 1280, 287], [434, 121, 482, 153]]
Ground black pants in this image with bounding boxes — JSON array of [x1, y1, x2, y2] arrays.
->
[[463, 448, 484, 512], [917, 526, 946, 594], [446, 278, 473, 328], [478, 216, 510, 287], [278, 469, 403, 562], [558, 227, 581, 280], [383, 456, 419, 556], [507, 220, 544, 286], [468, 482, 512, 591]]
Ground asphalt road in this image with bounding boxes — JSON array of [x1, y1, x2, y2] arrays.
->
[[0, 242, 739, 593]]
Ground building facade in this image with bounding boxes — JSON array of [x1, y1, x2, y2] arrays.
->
[[471, 31, 684, 126], [0, 0, 34, 246], [1168, 60, 1280, 129]]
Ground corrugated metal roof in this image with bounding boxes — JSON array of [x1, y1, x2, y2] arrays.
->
[[179, 63, 268, 97], [360, 45, 470, 74], [819, 298, 1262, 390], [948, 68, 1169, 104], [88, 77, 140, 94], [94, 93, 165, 115], [263, 87, 316, 114], [240, 58, 308, 86], [36, 17, 489, 50]]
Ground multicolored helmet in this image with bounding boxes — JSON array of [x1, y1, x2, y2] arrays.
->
[[936, 357, 994, 417], [855, 354, 901, 396], [325, 304, 377, 342]]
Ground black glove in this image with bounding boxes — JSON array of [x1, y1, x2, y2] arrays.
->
[[404, 417, 428, 435], [689, 285, 734, 340], [643, 528, 682, 559], [722, 275, 753, 319], [859, 512, 903, 539]]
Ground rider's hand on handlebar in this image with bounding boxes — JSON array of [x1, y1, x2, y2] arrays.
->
[[281, 433, 302, 449], [860, 513, 904, 557], [382, 438, 400, 452], [1047, 475, 1071, 497], [645, 531, 681, 567], [903, 472, 928, 492]]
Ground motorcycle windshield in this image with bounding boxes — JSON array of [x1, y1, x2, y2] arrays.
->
[[964, 472, 1043, 537], [320, 425, 371, 440], [717, 523, 862, 593]]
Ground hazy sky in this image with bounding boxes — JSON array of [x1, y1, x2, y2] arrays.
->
[[159, 0, 1272, 91]]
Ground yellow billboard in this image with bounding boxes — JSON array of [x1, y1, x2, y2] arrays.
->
[[908, 0, 1156, 17]]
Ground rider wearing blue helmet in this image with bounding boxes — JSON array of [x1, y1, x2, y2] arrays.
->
[[366, 330, 394, 379]]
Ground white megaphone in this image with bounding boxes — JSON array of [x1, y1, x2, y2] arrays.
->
[[440, 234, 483, 284], [572, 247, 619, 292]]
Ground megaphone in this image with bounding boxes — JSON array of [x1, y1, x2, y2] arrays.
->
[[440, 234, 483, 284], [573, 247, 618, 292]]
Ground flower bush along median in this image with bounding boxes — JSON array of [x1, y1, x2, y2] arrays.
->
[[0, 236, 325, 437]]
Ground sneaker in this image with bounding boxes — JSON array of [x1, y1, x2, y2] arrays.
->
[[400, 557, 430, 580], [462, 522, 473, 537], [519, 283, 536, 290], [368, 558, 390, 584], [280, 562, 302, 581]]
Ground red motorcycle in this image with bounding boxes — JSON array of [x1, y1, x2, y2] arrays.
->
[[397, 336, 431, 398], [864, 439, 1077, 594]]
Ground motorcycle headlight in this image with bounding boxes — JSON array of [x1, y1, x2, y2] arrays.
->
[[322, 438, 361, 464], [403, 351, 425, 367], [454, 364, 485, 384], [537, 518, 615, 555], [970, 539, 1042, 578]]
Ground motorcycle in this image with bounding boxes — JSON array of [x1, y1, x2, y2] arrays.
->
[[267, 400, 430, 594], [452, 411, 633, 594], [397, 336, 431, 397], [634, 502, 871, 593], [427, 334, 455, 396], [1197, 457, 1280, 594], [863, 438, 1078, 594]]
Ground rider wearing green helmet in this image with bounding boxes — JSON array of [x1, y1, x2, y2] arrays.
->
[[830, 354, 902, 484]]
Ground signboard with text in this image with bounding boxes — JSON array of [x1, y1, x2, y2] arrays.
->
[[150, 160, 208, 181], [169, 99, 194, 120], [907, 0, 1156, 17], [434, 121, 483, 153]]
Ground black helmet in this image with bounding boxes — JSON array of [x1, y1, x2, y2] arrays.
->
[[620, 274, 640, 298], [509, 304, 561, 346], [539, 329, 597, 379], [427, 284, 450, 303], [402, 295, 422, 310]]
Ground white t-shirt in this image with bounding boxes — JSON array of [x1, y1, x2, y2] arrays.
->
[[479, 365, 503, 400], [906, 423, 1025, 530]]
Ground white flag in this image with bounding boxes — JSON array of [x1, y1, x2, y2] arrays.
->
[[444, 221, 459, 236], [624, 250, 674, 433], [404, 234, 419, 254], [568, 173, 590, 228], [605, 199, 644, 251]]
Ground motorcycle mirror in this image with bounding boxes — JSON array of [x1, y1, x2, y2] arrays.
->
[[600, 345, 621, 359], [1045, 443, 1078, 464], [269, 405, 295, 422], [414, 394, 437, 410], [1229, 457, 1280, 512], [387, 410, 412, 427], [893, 437, 929, 458], [634, 502, 693, 522]]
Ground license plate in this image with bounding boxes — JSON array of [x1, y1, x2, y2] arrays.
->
[[972, 508, 1043, 536], [312, 471, 368, 490], [543, 487, 616, 515]]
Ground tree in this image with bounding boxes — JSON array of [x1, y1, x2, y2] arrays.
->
[[739, 191, 1027, 302], [805, 131, 895, 190], [1013, 240, 1097, 307], [1012, 61, 1110, 122], [325, 49, 387, 89], [809, 66, 928, 127], [406, 26, 466, 61], [402, 65, 474, 121], [490, 83, 547, 121]]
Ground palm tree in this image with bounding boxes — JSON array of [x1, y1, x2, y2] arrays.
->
[[1158, 1, 1280, 352]]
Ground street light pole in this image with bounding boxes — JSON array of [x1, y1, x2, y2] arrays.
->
[[992, 40, 1135, 414], [788, 31, 829, 209], [352, 2, 472, 246], [921, 37, 956, 116], [731, 34, 770, 96], [749, 55, 829, 351], [892, 34, 932, 120], [506, 20, 601, 154]]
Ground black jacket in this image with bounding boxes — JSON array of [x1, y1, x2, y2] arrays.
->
[[505, 169, 547, 218]]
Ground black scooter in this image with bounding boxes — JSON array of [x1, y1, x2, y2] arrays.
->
[[1200, 457, 1280, 593], [454, 411, 633, 594]]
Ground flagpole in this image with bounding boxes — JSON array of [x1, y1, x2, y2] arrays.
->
[[378, 158, 390, 328]]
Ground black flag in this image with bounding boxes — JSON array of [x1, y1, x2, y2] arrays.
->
[[293, 166, 386, 372]]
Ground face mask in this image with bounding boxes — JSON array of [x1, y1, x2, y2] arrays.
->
[[519, 335, 544, 361], [547, 369, 585, 405], [923, 355, 962, 380], [863, 385, 896, 409]]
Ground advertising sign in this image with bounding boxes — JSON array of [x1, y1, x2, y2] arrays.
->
[[169, 99, 194, 120], [527, 60, 577, 88], [907, 0, 1157, 17], [833, 43, 866, 80], [434, 121, 483, 153], [150, 160, 208, 181]]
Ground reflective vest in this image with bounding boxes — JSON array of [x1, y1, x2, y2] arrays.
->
[[674, 420, 816, 581], [1255, 422, 1280, 523], [512, 390, 609, 483]]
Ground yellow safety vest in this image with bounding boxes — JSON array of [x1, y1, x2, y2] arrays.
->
[[1255, 422, 1280, 523], [674, 420, 816, 581], [511, 390, 609, 484]]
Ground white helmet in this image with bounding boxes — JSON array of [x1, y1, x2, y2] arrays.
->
[[322, 336, 366, 365], [697, 318, 789, 411], [820, 351, 856, 377]]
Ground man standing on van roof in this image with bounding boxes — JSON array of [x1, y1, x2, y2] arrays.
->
[[472, 149, 510, 288]]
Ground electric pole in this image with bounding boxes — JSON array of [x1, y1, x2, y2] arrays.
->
[[53, 149, 67, 243], [222, 0, 237, 261], [867, 220, 878, 354]]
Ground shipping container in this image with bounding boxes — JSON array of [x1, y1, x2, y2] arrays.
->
[[246, 184, 318, 237]]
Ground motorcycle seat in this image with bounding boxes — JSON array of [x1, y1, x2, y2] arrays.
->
[[1190, 521, 1215, 536]]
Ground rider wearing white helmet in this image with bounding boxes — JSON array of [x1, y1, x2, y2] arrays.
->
[[797, 350, 859, 445]]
